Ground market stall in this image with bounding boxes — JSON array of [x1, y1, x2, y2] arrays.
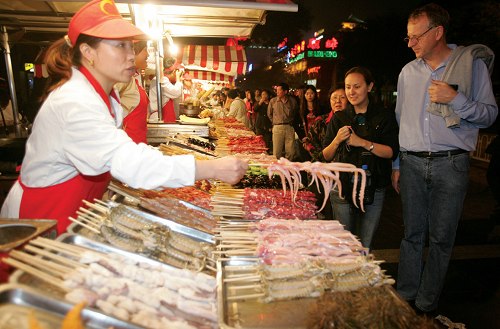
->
[[0, 1, 434, 329]]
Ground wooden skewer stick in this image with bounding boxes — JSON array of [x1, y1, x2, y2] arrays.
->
[[69, 216, 100, 234], [23, 244, 85, 269], [9, 250, 71, 277], [224, 272, 259, 278], [93, 198, 110, 208], [77, 207, 106, 220], [82, 199, 109, 214], [74, 212, 101, 227], [32, 237, 102, 258], [211, 250, 255, 255], [205, 264, 216, 272], [226, 284, 263, 291], [29, 239, 82, 259], [226, 293, 266, 301], [223, 274, 262, 283], [3, 257, 67, 290]]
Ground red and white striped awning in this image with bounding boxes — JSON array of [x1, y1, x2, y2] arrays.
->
[[178, 45, 247, 78], [34, 64, 48, 78], [185, 70, 234, 83]]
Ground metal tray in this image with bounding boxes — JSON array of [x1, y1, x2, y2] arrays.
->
[[0, 283, 143, 329], [68, 201, 214, 244], [10, 233, 177, 297], [218, 259, 317, 329]]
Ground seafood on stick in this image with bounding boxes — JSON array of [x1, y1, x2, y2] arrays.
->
[[217, 218, 394, 303], [3, 237, 218, 329], [252, 158, 367, 212], [69, 201, 215, 273], [211, 188, 318, 220]]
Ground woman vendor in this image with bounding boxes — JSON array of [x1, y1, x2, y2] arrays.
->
[[0, 0, 248, 234], [115, 40, 149, 144]]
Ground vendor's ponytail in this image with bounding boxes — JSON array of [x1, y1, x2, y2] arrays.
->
[[42, 34, 102, 101], [43, 38, 73, 100]]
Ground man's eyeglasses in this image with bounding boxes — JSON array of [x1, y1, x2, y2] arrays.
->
[[404, 26, 436, 44]]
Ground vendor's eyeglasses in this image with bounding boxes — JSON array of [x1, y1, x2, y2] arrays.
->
[[404, 26, 436, 44]]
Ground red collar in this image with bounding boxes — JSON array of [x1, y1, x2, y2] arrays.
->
[[78, 66, 119, 118]]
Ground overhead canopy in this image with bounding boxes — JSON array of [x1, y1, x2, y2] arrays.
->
[[178, 45, 247, 78], [0, 0, 298, 44]]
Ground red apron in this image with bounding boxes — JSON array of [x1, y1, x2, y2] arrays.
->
[[123, 78, 149, 143], [19, 173, 111, 235], [17, 66, 115, 235], [161, 99, 177, 123]]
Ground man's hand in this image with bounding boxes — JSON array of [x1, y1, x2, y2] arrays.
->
[[391, 169, 400, 194], [428, 80, 458, 104]]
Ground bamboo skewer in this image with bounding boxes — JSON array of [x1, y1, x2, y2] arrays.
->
[[83, 199, 109, 214], [74, 212, 101, 227], [2, 257, 67, 289], [224, 274, 262, 283], [226, 293, 265, 301], [9, 250, 72, 278], [69, 216, 100, 234], [77, 207, 106, 220], [33, 237, 103, 257], [23, 245, 85, 269]]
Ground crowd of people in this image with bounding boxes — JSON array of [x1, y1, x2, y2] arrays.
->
[[0, 0, 497, 322]]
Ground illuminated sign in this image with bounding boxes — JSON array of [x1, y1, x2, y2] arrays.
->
[[307, 38, 321, 50], [325, 37, 339, 50], [289, 52, 305, 63], [307, 66, 321, 74], [284, 34, 340, 63], [307, 50, 338, 58], [24, 63, 34, 71], [277, 37, 288, 52]]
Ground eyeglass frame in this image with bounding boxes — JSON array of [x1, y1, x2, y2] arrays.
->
[[404, 26, 437, 44]]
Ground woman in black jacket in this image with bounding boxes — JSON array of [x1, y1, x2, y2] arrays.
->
[[322, 67, 399, 249]]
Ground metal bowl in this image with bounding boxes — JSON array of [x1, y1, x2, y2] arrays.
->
[[0, 224, 36, 245]]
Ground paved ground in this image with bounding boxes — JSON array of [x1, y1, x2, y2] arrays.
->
[[371, 160, 500, 329]]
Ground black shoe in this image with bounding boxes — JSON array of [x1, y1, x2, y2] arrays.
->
[[414, 305, 438, 318]]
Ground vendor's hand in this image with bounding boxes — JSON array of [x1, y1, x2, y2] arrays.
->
[[428, 80, 458, 104], [195, 156, 248, 185], [214, 156, 249, 185], [175, 69, 183, 81]]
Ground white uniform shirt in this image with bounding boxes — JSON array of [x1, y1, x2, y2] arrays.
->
[[1, 68, 195, 217], [148, 76, 182, 120]]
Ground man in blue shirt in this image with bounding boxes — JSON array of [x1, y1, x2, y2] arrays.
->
[[391, 3, 498, 314]]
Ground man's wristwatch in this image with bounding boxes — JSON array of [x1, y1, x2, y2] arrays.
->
[[369, 142, 374, 152]]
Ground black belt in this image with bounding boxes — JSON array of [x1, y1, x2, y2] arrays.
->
[[406, 149, 468, 158], [273, 123, 292, 126]]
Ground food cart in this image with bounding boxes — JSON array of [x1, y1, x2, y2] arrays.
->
[[0, 2, 430, 329]]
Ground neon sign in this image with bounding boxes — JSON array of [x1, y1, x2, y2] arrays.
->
[[307, 66, 320, 74], [307, 50, 338, 58], [277, 37, 288, 52], [307, 38, 321, 50], [325, 37, 339, 50]]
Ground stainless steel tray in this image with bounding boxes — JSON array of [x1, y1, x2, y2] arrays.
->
[[0, 283, 143, 329], [10, 233, 176, 297], [218, 259, 316, 329], [68, 201, 214, 244]]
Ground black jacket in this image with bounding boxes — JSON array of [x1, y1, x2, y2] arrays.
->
[[323, 103, 399, 189]]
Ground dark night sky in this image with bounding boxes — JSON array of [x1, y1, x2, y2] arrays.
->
[[302, 0, 422, 35]]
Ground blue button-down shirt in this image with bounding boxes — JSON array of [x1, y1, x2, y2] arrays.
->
[[393, 44, 498, 168]]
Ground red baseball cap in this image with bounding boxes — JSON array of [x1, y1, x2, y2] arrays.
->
[[68, 0, 147, 45]]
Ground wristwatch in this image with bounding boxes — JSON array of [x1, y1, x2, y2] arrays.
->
[[369, 142, 374, 152]]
